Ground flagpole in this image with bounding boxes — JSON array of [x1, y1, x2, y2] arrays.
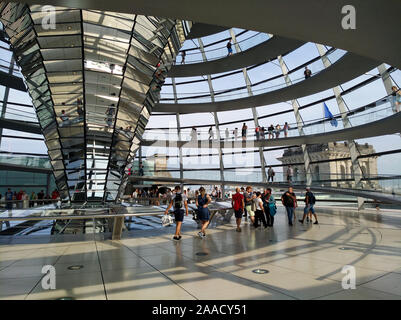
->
[[322, 103, 325, 133]]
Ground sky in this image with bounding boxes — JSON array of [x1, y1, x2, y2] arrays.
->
[[1, 26, 401, 177]]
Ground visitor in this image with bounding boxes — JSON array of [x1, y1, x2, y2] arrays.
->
[[2, 188, 13, 229], [304, 66, 312, 79], [196, 187, 212, 239], [232, 187, 244, 232], [132, 188, 138, 204], [181, 50, 186, 64], [243, 186, 255, 224], [241, 123, 247, 140], [227, 39, 233, 56], [211, 187, 217, 199], [254, 192, 267, 228], [16, 190, 24, 209], [105, 105, 115, 127], [255, 126, 260, 140], [60, 110, 69, 126], [267, 166, 275, 183], [208, 126, 214, 140], [391, 86, 401, 113], [37, 190, 45, 205], [76, 104, 84, 121], [225, 127, 229, 140], [281, 186, 297, 226], [5, 188, 13, 211], [164, 185, 188, 241], [23, 192, 29, 209], [262, 188, 276, 227], [283, 122, 290, 137], [260, 126, 265, 140], [233, 128, 238, 140], [51, 189, 59, 201], [138, 163, 144, 176], [275, 124, 281, 138], [299, 187, 318, 224], [242, 186, 252, 221], [29, 191, 37, 207], [286, 165, 294, 183], [268, 124, 274, 139]]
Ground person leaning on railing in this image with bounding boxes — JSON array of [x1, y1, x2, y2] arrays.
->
[[391, 86, 401, 113]]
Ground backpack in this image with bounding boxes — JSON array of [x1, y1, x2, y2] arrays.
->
[[174, 193, 183, 209], [307, 192, 316, 204]]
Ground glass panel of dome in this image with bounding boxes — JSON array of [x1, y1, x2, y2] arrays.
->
[[344, 85, 388, 113], [283, 42, 319, 69], [35, 22, 81, 37], [83, 22, 131, 42], [246, 59, 282, 85], [38, 34, 82, 49], [82, 11, 134, 31], [238, 32, 270, 52]]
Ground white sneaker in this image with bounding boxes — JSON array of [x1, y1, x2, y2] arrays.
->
[[198, 231, 203, 239]]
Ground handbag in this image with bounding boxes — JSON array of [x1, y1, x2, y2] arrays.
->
[[268, 196, 277, 216], [193, 209, 199, 221], [161, 215, 173, 227]]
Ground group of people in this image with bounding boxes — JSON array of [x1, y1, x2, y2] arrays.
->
[[204, 122, 291, 142], [231, 185, 317, 231], [255, 122, 291, 140], [59, 99, 84, 127], [163, 183, 319, 241], [164, 185, 212, 241], [1, 188, 60, 210]]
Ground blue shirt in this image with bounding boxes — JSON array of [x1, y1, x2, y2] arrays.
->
[[5, 191, 13, 201]]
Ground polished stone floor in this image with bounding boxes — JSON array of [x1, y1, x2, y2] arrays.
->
[[0, 206, 400, 300]]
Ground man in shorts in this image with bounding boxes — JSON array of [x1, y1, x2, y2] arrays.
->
[[232, 187, 245, 232], [243, 186, 255, 225], [299, 187, 318, 225], [164, 185, 188, 241]]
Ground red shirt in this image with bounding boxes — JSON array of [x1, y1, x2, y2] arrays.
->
[[232, 192, 244, 211]]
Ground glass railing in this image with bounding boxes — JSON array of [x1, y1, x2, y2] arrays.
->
[[133, 168, 401, 196], [175, 32, 270, 64], [161, 48, 346, 103], [143, 94, 397, 142], [0, 154, 51, 168]]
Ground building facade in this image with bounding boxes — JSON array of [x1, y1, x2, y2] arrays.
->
[[278, 142, 378, 189]]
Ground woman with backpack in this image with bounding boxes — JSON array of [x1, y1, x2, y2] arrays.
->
[[196, 187, 212, 239], [164, 185, 188, 241]]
